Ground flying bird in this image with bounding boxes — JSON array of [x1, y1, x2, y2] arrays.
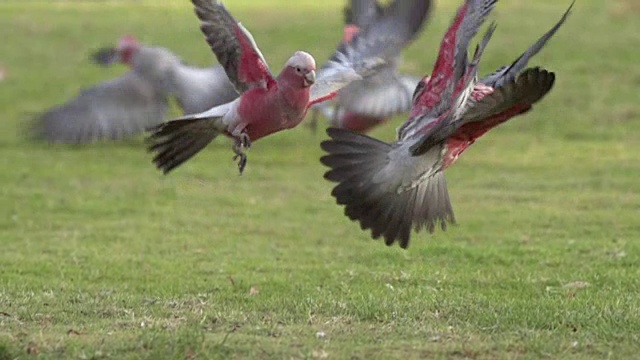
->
[[309, 0, 432, 133], [30, 35, 237, 144], [320, 0, 574, 248], [147, 0, 432, 175]]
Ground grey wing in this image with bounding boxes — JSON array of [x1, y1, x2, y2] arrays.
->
[[462, 67, 555, 123], [30, 72, 168, 144], [191, 0, 273, 93], [451, 0, 498, 81], [410, 68, 556, 156], [172, 64, 239, 115], [344, 0, 384, 28], [364, 0, 433, 49], [311, 0, 431, 105], [337, 70, 421, 118], [481, 1, 573, 88], [344, 0, 432, 60]]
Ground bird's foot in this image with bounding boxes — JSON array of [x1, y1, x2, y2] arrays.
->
[[238, 133, 251, 149], [233, 152, 247, 174], [232, 133, 252, 175]]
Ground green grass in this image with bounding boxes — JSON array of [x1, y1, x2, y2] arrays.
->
[[1, 0, 640, 358]]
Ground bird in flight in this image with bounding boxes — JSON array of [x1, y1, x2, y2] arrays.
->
[[147, 0, 432, 175], [309, 0, 432, 134], [30, 35, 237, 144], [321, 0, 574, 248]]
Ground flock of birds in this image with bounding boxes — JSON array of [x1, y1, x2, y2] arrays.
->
[[29, 0, 574, 249]]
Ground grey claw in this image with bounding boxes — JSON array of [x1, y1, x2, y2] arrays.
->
[[232, 133, 251, 175]]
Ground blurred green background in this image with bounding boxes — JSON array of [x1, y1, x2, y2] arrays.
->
[[1, 0, 639, 358]]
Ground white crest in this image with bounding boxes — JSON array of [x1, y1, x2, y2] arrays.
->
[[286, 51, 316, 70]]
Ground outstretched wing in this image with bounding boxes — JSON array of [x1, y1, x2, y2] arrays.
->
[[399, 0, 497, 143], [310, 0, 432, 107], [410, 0, 497, 118], [172, 64, 239, 114], [30, 72, 168, 144], [410, 67, 555, 155], [191, 0, 274, 93], [481, 1, 573, 88], [337, 71, 420, 119], [462, 67, 555, 124], [344, 0, 384, 29]]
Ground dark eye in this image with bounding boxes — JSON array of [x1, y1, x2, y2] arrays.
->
[[295, 67, 302, 73]]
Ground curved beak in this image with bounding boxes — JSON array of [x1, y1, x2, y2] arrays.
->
[[304, 70, 316, 87]]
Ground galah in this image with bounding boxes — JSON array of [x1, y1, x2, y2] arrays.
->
[[147, 0, 429, 174], [91, 38, 238, 115], [320, 0, 573, 248], [309, 0, 431, 133], [30, 35, 237, 144]]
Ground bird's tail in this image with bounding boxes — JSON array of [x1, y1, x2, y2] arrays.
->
[[320, 128, 455, 248], [146, 115, 222, 174]]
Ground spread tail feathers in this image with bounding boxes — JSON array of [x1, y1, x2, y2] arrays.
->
[[146, 116, 222, 174], [320, 128, 455, 248]]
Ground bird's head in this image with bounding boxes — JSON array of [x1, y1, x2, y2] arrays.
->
[[283, 51, 316, 88], [116, 35, 141, 66], [342, 24, 360, 44]]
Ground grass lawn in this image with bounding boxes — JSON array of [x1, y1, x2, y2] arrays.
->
[[1, 0, 640, 358]]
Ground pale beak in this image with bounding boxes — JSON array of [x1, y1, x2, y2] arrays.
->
[[304, 70, 316, 87]]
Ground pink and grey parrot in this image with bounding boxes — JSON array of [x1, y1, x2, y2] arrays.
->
[[30, 35, 237, 144], [309, 0, 432, 133], [320, 0, 573, 248], [148, 0, 431, 175]]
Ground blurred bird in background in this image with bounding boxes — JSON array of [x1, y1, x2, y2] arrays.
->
[[308, 0, 432, 133], [147, 0, 431, 175], [30, 35, 237, 144], [321, 0, 573, 248]]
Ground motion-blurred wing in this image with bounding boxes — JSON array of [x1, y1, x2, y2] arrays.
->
[[191, 0, 274, 93], [344, 0, 384, 28], [31, 72, 168, 144], [337, 71, 420, 119], [172, 64, 239, 114], [310, 0, 431, 107]]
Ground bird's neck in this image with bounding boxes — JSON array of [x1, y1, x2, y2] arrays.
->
[[278, 83, 310, 110]]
